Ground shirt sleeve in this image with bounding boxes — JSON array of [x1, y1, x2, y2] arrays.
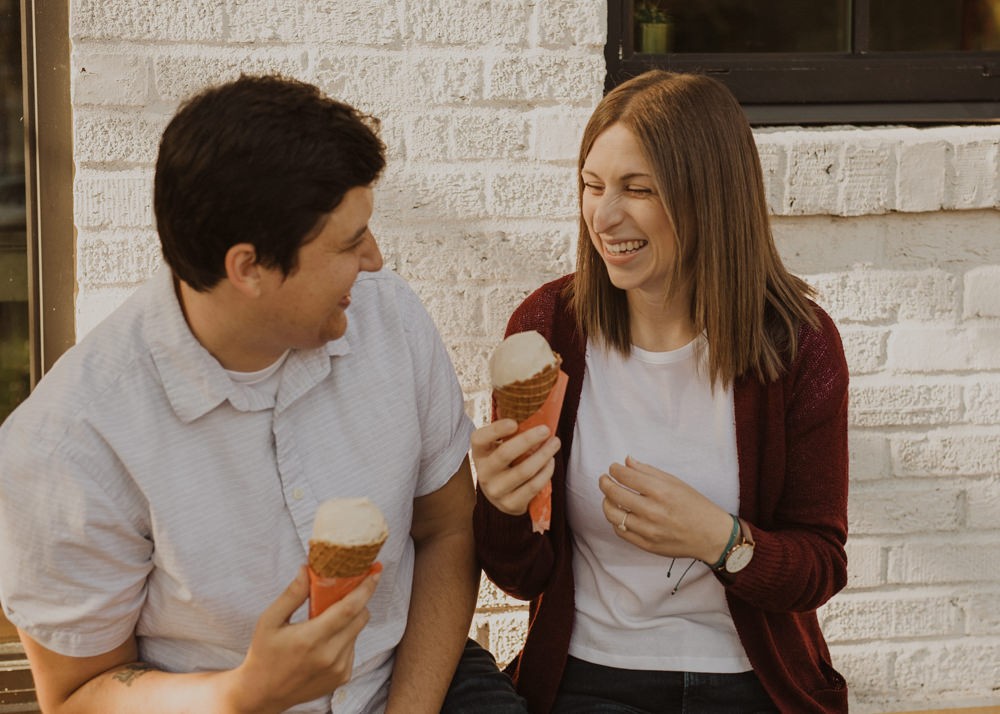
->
[[0, 412, 152, 657], [393, 277, 474, 498]]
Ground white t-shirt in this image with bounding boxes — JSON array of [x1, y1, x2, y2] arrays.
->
[[0, 266, 474, 713], [566, 336, 752, 673]]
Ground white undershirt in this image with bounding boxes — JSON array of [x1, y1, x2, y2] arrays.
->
[[225, 349, 290, 401], [566, 336, 751, 673]]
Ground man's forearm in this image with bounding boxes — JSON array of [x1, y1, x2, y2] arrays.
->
[[385, 529, 478, 714], [35, 661, 256, 714]]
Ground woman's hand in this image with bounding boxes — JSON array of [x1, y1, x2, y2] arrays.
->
[[599, 455, 734, 564], [470, 419, 560, 517]]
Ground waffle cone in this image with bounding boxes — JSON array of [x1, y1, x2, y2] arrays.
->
[[308, 535, 387, 578], [494, 354, 562, 423]]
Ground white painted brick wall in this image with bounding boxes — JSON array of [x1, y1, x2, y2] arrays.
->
[[67, 1, 1000, 710]]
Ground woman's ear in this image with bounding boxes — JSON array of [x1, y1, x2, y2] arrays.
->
[[224, 243, 262, 298]]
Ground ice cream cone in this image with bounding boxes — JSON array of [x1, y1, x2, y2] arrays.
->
[[307, 498, 388, 617], [308, 538, 386, 578], [493, 355, 562, 422]]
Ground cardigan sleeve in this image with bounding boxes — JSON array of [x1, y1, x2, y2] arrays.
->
[[727, 307, 850, 612], [473, 281, 569, 601]]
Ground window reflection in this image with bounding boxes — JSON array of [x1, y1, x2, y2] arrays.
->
[[0, 0, 29, 425], [871, 0, 1000, 51], [632, 0, 850, 54]]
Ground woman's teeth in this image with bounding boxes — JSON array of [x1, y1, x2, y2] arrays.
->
[[606, 240, 647, 255]]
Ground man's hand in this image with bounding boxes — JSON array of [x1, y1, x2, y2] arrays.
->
[[226, 565, 379, 713], [19, 565, 379, 714]]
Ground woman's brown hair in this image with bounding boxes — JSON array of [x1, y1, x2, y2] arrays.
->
[[568, 70, 817, 387]]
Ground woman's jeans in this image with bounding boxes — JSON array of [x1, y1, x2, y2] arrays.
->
[[551, 655, 779, 714], [440, 641, 777, 714]]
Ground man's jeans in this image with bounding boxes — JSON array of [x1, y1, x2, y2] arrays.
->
[[441, 639, 528, 713]]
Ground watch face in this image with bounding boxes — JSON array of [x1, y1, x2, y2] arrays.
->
[[725, 544, 754, 573]]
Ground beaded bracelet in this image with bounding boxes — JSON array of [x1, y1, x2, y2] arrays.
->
[[709, 514, 740, 571]]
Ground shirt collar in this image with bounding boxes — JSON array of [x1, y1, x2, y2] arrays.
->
[[142, 267, 352, 422]]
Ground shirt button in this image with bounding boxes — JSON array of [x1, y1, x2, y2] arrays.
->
[[292, 487, 304, 500]]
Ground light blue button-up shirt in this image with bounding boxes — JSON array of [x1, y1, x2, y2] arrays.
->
[[0, 266, 473, 713]]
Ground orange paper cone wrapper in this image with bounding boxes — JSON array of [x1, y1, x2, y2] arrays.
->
[[308, 561, 383, 618], [494, 370, 568, 534]]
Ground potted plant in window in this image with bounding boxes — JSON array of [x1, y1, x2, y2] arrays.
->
[[635, 1, 671, 54]]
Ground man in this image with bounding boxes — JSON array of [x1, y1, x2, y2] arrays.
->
[[0, 75, 519, 713]]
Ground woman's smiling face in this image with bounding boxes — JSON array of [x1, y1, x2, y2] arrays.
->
[[581, 122, 679, 301]]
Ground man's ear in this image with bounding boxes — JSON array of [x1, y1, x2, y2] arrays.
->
[[224, 243, 262, 298]]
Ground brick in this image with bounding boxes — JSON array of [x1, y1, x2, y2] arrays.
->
[[452, 110, 531, 160], [965, 476, 1000, 530], [537, 2, 606, 47], [75, 284, 146, 340], [771, 215, 884, 275], [819, 591, 963, 641], [75, 169, 155, 229], [377, 168, 489, 220], [964, 265, 1000, 319], [882, 209, 1000, 268], [896, 135, 947, 212], [887, 538, 1000, 584], [409, 283, 487, 338], [965, 381, 1000, 425], [404, 113, 451, 161], [74, 110, 167, 165], [959, 588, 1000, 635], [313, 52, 410, 114], [838, 139, 895, 216], [849, 381, 962, 428], [783, 137, 840, 215], [808, 269, 957, 324], [838, 328, 887, 374], [490, 167, 578, 218], [77, 230, 162, 289], [483, 285, 550, 341], [488, 53, 605, 104], [405, 0, 532, 46], [889, 327, 1000, 372], [893, 640, 1000, 695], [945, 135, 1000, 210], [225, 0, 401, 45], [847, 482, 961, 535], [72, 0, 226, 40], [476, 574, 525, 610], [892, 432, 1000, 477], [152, 50, 306, 103], [532, 107, 592, 161], [391, 226, 575, 286], [445, 340, 498, 393], [410, 55, 487, 105], [73, 53, 150, 106], [844, 539, 884, 589], [483, 609, 528, 668], [754, 137, 788, 216], [825, 644, 891, 697], [849, 432, 890, 481]]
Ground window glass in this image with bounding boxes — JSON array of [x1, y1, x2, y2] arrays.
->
[[632, 0, 850, 54], [870, 0, 1000, 51], [0, 0, 29, 425]]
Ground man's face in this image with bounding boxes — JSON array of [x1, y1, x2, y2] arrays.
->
[[257, 185, 382, 351]]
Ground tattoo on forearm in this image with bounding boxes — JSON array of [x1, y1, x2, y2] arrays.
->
[[112, 662, 154, 687]]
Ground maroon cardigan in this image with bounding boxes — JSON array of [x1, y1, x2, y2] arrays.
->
[[474, 274, 850, 714]]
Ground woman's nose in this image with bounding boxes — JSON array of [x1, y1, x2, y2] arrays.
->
[[590, 193, 624, 234]]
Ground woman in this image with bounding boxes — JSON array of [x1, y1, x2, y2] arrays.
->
[[472, 70, 849, 713]]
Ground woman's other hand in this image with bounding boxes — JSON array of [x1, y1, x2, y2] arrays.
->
[[471, 420, 560, 517], [599, 455, 733, 564]]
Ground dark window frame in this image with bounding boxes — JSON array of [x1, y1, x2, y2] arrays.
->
[[606, 0, 1000, 124]]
